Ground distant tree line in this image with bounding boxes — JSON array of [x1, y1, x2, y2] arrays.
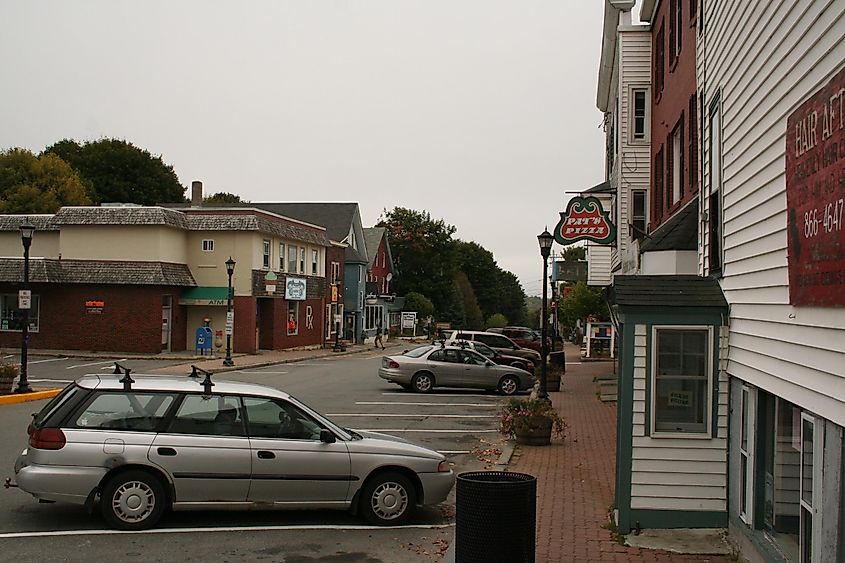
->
[[378, 207, 527, 328]]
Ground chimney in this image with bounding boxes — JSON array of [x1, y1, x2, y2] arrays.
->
[[191, 180, 203, 206]]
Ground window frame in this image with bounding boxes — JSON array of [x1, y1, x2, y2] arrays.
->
[[654, 21, 665, 100], [708, 94, 724, 276], [262, 239, 271, 269], [653, 145, 665, 225], [630, 87, 650, 144], [287, 245, 298, 274], [201, 239, 214, 252], [287, 301, 299, 336], [650, 325, 713, 436], [739, 385, 757, 525], [311, 249, 319, 276], [669, 116, 685, 207], [364, 303, 384, 331], [1, 293, 41, 332], [631, 189, 647, 240], [279, 242, 286, 272], [299, 247, 306, 274]]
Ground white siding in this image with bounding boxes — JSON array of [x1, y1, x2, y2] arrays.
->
[[702, 0, 845, 426], [629, 323, 729, 511], [587, 242, 612, 286]]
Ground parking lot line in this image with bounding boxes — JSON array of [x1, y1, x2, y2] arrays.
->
[[360, 428, 499, 433], [26, 357, 69, 365], [381, 392, 494, 397], [68, 359, 127, 370], [357, 401, 496, 407], [326, 413, 496, 418], [237, 371, 289, 374], [0, 523, 455, 539]]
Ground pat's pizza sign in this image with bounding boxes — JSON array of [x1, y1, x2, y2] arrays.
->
[[554, 196, 616, 246]]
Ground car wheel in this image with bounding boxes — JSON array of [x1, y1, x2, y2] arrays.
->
[[498, 375, 520, 396], [360, 471, 416, 526], [411, 372, 434, 393], [100, 470, 166, 530]]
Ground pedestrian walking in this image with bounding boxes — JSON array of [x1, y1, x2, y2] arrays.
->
[[374, 324, 385, 350]]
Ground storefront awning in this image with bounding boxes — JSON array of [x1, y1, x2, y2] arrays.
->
[[179, 286, 230, 306]]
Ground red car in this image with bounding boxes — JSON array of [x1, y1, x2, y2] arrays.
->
[[495, 326, 551, 353]]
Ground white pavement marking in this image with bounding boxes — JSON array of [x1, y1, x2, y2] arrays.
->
[[360, 429, 499, 433], [3, 354, 14, 359], [439, 450, 471, 455], [381, 392, 493, 397], [326, 413, 496, 418], [28, 378, 73, 383], [0, 523, 455, 539], [356, 401, 497, 407], [26, 357, 68, 364], [68, 359, 127, 370]]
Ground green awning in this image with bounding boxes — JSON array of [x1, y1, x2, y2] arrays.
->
[[179, 286, 229, 306]]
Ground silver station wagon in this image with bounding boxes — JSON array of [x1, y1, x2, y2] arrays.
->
[[10, 368, 454, 530]]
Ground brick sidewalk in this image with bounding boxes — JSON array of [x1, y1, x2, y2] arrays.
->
[[509, 346, 733, 563]]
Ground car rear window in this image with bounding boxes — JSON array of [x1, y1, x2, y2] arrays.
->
[[33, 384, 84, 427], [403, 345, 433, 358], [73, 392, 177, 432]]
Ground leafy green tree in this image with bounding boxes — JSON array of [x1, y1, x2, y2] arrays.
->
[[455, 241, 502, 321], [497, 270, 527, 325], [559, 283, 609, 332], [402, 292, 435, 319], [439, 281, 466, 329], [563, 246, 586, 261], [0, 148, 90, 213], [45, 139, 185, 205], [205, 192, 246, 204], [486, 313, 508, 328], [455, 272, 484, 330], [378, 207, 458, 314]]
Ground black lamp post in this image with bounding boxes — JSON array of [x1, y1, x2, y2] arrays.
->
[[537, 228, 554, 401], [223, 257, 235, 367], [16, 219, 35, 394]]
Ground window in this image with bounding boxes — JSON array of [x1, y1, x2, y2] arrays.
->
[[242, 397, 320, 440], [262, 239, 271, 269], [287, 245, 298, 273], [652, 327, 710, 434], [330, 261, 341, 284], [311, 249, 319, 276], [669, 0, 682, 67], [668, 116, 684, 206], [631, 190, 647, 239], [73, 392, 176, 432], [1, 294, 40, 332], [690, 0, 698, 26], [167, 394, 244, 437], [739, 386, 756, 525], [279, 243, 285, 271], [287, 302, 299, 335], [299, 247, 305, 274], [631, 88, 649, 142], [653, 146, 665, 224], [688, 95, 698, 190], [709, 95, 723, 275], [654, 22, 665, 99], [202, 239, 214, 252], [364, 303, 384, 331]]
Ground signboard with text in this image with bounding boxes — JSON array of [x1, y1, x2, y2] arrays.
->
[[785, 66, 845, 306], [285, 277, 307, 301], [554, 196, 616, 246]]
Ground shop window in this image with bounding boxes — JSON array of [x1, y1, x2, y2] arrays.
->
[[739, 385, 756, 525], [651, 327, 710, 434], [287, 245, 298, 273], [287, 302, 299, 336], [262, 240, 271, 269], [311, 249, 319, 276], [1, 294, 40, 332], [279, 243, 285, 271], [364, 304, 384, 331], [202, 239, 214, 252]]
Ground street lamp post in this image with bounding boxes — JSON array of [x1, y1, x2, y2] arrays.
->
[[537, 228, 554, 402], [16, 219, 35, 394], [223, 257, 235, 366]]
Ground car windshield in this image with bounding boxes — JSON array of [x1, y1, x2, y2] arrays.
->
[[403, 345, 434, 358]]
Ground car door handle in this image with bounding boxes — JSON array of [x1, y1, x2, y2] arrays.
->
[[157, 447, 177, 456], [257, 450, 276, 459]]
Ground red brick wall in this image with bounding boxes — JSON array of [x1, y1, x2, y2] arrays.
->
[[0, 283, 185, 354], [650, 0, 699, 230]]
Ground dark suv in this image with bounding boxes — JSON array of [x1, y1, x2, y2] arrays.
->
[[496, 326, 550, 353], [447, 330, 541, 365]]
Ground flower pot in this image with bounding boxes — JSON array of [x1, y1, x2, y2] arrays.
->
[[514, 415, 553, 446]]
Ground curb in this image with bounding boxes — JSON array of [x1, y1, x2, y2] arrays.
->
[[0, 388, 62, 405]]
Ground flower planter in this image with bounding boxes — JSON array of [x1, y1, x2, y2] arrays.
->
[[514, 415, 553, 446], [0, 364, 18, 395]]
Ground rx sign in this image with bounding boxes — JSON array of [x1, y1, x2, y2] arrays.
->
[[554, 196, 616, 246]]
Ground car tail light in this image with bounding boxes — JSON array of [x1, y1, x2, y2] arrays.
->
[[29, 428, 66, 450], [438, 461, 450, 473], [26, 422, 34, 437], [388, 360, 400, 369]]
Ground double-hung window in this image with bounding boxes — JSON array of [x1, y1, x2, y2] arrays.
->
[[630, 87, 649, 143], [652, 327, 711, 434], [311, 249, 319, 276], [262, 240, 271, 269], [299, 248, 305, 274], [287, 245, 298, 273], [202, 239, 214, 252], [279, 243, 286, 271]]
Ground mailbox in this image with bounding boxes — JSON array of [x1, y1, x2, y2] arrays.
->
[[195, 326, 213, 355]]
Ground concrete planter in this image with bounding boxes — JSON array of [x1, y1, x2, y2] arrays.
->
[[514, 416, 553, 446]]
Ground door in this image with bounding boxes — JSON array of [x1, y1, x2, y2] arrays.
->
[[425, 349, 462, 386], [457, 349, 494, 388], [243, 396, 351, 505], [149, 394, 251, 503]]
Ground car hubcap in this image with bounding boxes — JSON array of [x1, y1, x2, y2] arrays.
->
[[416, 376, 431, 391], [370, 481, 408, 521], [112, 480, 155, 523], [502, 379, 517, 394]]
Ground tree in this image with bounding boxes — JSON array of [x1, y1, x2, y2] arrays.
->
[[45, 139, 185, 205], [378, 207, 458, 314], [486, 313, 508, 328], [559, 283, 609, 333], [562, 246, 586, 261], [455, 241, 502, 321], [205, 192, 246, 204], [497, 270, 527, 325], [455, 272, 484, 330], [0, 148, 90, 213], [402, 292, 434, 319]]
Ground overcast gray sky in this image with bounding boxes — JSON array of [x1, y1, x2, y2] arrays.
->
[[1, 0, 605, 296]]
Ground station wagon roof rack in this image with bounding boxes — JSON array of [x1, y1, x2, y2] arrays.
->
[[190, 365, 215, 395], [113, 362, 134, 390]]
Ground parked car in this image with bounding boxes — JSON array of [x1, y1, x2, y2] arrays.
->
[[453, 339, 535, 372], [496, 326, 551, 353], [10, 372, 455, 530], [379, 344, 534, 395], [446, 330, 541, 365]]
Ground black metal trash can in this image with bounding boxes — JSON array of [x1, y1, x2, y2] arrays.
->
[[549, 350, 566, 372], [455, 471, 536, 563]]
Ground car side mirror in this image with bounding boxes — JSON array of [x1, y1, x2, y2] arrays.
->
[[320, 429, 336, 444]]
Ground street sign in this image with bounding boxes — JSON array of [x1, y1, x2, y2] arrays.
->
[[18, 289, 31, 310], [225, 311, 234, 335]]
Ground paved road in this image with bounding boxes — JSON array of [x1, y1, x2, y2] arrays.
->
[[0, 352, 515, 562]]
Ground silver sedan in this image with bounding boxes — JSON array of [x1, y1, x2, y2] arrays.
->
[[378, 344, 535, 395]]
